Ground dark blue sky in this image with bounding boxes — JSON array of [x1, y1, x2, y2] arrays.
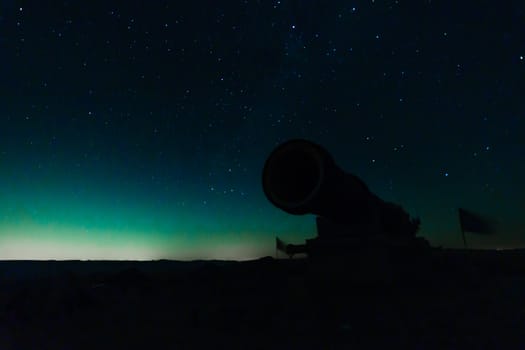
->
[[0, 0, 524, 260]]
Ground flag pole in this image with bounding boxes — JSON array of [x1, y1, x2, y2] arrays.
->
[[458, 208, 468, 249], [461, 226, 467, 249]]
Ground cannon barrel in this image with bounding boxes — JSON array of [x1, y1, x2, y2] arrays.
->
[[262, 139, 420, 238]]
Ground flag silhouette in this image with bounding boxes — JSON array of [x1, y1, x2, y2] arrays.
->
[[276, 237, 287, 253], [458, 208, 495, 234]]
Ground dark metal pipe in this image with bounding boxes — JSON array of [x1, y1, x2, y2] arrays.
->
[[262, 139, 420, 239]]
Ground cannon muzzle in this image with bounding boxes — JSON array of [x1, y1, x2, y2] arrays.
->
[[262, 139, 420, 239]]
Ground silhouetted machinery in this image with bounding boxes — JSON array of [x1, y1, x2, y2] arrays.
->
[[262, 139, 430, 264]]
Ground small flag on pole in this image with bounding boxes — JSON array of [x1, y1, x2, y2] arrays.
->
[[458, 208, 497, 249], [458, 208, 496, 235], [276, 237, 287, 253]]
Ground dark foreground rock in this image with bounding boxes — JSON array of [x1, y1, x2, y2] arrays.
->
[[1, 249, 525, 349]]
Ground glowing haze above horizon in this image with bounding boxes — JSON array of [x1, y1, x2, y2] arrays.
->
[[0, 0, 524, 260]]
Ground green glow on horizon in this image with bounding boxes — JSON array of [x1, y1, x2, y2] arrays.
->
[[0, 222, 280, 260], [0, 184, 319, 260]]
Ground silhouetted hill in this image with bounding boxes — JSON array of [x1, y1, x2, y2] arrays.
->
[[2, 249, 525, 349]]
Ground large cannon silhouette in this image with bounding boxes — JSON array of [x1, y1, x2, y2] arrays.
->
[[262, 139, 425, 258]]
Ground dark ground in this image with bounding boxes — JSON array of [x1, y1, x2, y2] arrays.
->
[[1, 248, 525, 349]]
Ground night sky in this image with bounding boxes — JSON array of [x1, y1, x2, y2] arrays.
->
[[0, 0, 524, 260]]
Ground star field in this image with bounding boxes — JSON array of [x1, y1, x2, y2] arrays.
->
[[0, 0, 524, 259]]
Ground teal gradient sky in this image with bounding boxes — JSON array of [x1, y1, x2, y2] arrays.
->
[[0, 0, 524, 259], [0, 168, 318, 260]]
